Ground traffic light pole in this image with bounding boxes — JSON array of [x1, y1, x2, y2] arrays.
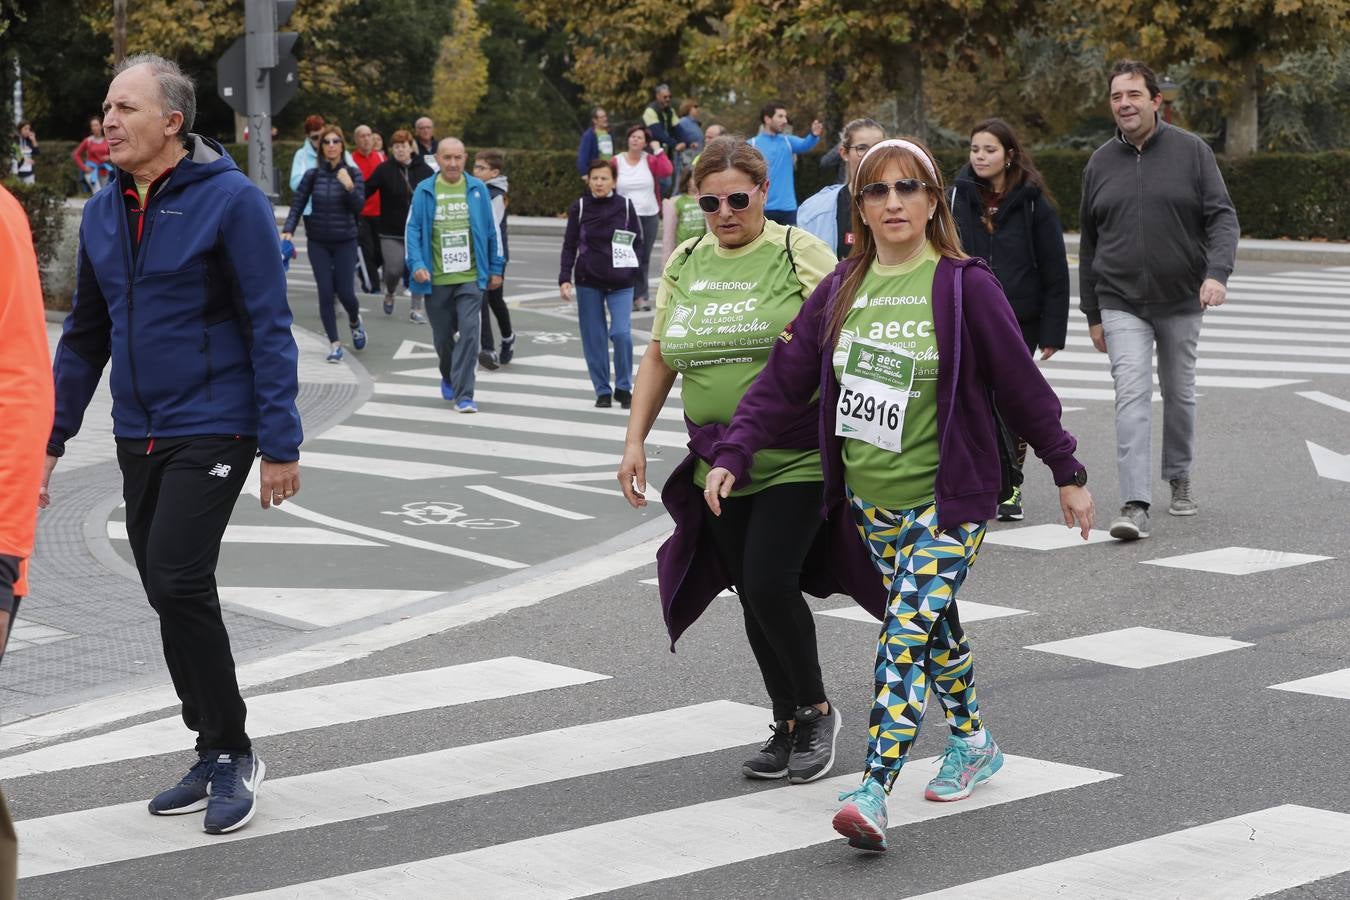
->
[[243, 0, 276, 197]]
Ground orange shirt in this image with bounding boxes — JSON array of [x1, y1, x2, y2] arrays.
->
[[0, 185, 56, 597]]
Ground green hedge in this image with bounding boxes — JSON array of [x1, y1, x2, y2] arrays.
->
[[4, 179, 65, 266]]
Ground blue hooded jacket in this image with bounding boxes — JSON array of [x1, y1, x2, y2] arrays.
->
[[50, 136, 303, 461], [405, 172, 505, 293]]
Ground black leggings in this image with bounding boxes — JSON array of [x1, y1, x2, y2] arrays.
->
[[480, 282, 513, 351], [702, 480, 827, 721]]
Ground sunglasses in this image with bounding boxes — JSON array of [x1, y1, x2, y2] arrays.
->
[[858, 178, 929, 204], [321, 137, 344, 146], [697, 184, 762, 213]]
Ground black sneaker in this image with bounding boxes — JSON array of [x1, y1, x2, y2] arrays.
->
[[203, 751, 265, 834], [147, 752, 214, 815], [788, 704, 841, 784], [478, 349, 500, 370], [595, 395, 612, 408], [997, 485, 1024, 521], [742, 720, 793, 779], [498, 333, 516, 364], [614, 389, 632, 409]]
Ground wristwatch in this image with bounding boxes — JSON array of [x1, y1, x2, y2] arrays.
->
[[1056, 466, 1088, 488]]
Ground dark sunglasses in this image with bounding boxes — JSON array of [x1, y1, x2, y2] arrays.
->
[[697, 184, 761, 213], [321, 137, 344, 146], [858, 178, 928, 203]]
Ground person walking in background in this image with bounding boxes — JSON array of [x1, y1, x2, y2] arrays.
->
[[0, 181, 56, 896], [405, 137, 505, 414], [674, 97, 704, 183], [71, 116, 111, 192], [288, 114, 327, 221], [282, 126, 368, 363], [1080, 60, 1239, 541], [11, 121, 39, 184], [413, 116, 437, 170], [612, 124, 672, 312], [798, 117, 885, 258], [950, 117, 1070, 522], [643, 84, 684, 197], [660, 167, 707, 268], [575, 107, 615, 179], [45, 55, 303, 836], [364, 129, 434, 322], [475, 149, 516, 369], [702, 138, 1092, 853], [559, 158, 643, 408], [750, 101, 824, 226], [371, 132, 384, 154], [351, 124, 386, 294]]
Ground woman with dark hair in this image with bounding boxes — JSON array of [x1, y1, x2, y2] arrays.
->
[[72, 117, 111, 192], [364, 128, 434, 322], [282, 125, 368, 362], [703, 138, 1093, 852], [611, 123, 672, 311], [620, 137, 882, 788], [950, 117, 1071, 521]]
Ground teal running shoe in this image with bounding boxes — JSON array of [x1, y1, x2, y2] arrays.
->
[[924, 733, 1004, 802], [831, 778, 888, 851]]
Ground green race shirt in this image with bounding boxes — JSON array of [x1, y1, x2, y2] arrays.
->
[[431, 176, 477, 286], [654, 220, 837, 495], [833, 244, 942, 510], [673, 194, 708, 246], [596, 130, 614, 160]]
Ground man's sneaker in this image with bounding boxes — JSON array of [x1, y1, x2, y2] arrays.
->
[[479, 349, 500, 370], [203, 751, 265, 834], [147, 753, 214, 815], [742, 720, 793, 779], [788, 704, 841, 784], [382, 295, 395, 315], [350, 316, 367, 350], [615, 388, 632, 410], [924, 733, 1004, 802], [498, 333, 516, 364], [410, 310, 428, 324], [595, 395, 612, 408], [326, 345, 344, 363], [997, 484, 1024, 521], [1109, 503, 1150, 540], [440, 379, 454, 402], [456, 399, 478, 414], [832, 778, 888, 851], [1168, 478, 1197, 516]]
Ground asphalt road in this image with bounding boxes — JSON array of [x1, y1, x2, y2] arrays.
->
[[5, 232, 1350, 899]]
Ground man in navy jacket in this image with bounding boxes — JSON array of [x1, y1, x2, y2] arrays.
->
[[44, 54, 301, 836]]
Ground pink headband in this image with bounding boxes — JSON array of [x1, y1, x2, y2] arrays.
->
[[853, 138, 938, 189]]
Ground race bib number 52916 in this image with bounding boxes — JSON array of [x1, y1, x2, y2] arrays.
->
[[835, 338, 915, 452]]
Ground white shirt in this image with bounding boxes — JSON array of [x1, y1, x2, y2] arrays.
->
[[614, 154, 658, 217]]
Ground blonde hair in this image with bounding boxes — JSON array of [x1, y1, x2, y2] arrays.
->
[[826, 137, 965, 343]]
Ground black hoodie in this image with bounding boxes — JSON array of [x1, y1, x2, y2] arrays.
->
[[949, 163, 1070, 350], [365, 156, 435, 238]]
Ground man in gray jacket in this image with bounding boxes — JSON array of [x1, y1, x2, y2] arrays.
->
[[1080, 59, 1239, 541]]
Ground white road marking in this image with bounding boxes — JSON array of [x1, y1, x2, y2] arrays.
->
[[222, 755, 1117, 899], [1298, 390, 1350, 415], [298, 451, 491, 480], [817, 599, 1028, 624], [1046, 349, 1350, 375], [508, 471, 662, 501], [217, 586, 442, 627], [465, 485, 592, 520], [320, 424, 618, 467], [354, 401, 689, 449], [391, 340, 439, 360], [982, 524, 1114, 550], [17, 701, 768, 879], [371, 382, 686, 421], [1027, 626, 1253, 669], [909, 805, 1350, 900], [106, 521, 382, 546], [1036, 366, 1304, 389], [1141, 546, 1332, 575], [0, 657, 607, 780], [392, 367, 600, 392], [0, 532, 671, 752], [1270, 667, 1350, 700]]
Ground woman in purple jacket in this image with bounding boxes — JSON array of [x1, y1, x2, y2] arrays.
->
[[559, 159, 643, 407], [704, 139, 1095, 853]]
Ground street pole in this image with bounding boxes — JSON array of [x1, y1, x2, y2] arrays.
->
[[113, 0, 127, 64], [244, 0, 276, 197]]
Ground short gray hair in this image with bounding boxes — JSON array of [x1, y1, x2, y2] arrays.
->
[[114, 53, 197, 145]]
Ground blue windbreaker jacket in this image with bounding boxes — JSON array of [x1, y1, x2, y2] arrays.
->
[[405, 172, 505, 293], [49, 136, 303, 461]]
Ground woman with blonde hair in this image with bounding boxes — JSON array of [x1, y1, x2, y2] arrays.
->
[[703, 138, 1094, 851]]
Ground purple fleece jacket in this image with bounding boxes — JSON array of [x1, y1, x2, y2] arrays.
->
[[558, 191, 643, 290], [711, 255, 1083, 529]]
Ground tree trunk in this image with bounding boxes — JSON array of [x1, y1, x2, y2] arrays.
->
[[113, 0, 127, 64], [1224, 57, 1259, 157], [889, 44, 926, 141], [824, 61, 846, 146]]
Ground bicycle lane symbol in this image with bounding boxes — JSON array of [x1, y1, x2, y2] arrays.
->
[[380, 500, 520, 530]]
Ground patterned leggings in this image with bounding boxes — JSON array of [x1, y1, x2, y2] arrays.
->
[[848, 491, 987, 791]]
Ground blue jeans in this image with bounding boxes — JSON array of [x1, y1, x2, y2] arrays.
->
[[426, 282, 483, 401], [575, 285, 634, 397], [307, 239, 362, 343]]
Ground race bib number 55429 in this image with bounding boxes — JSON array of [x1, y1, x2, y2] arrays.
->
[[835, 338, 915, 452]]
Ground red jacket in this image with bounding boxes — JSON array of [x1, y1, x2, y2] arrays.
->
[[352, 149, 386, 218], [0, 186, 56, 598]]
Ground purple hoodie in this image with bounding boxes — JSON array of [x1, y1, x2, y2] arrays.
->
[[711, 255, 1083, 529], [558, 191, 644, 290]]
